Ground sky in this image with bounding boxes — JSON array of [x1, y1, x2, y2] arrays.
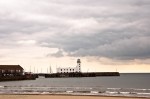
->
[[0, 0, 150, 73]]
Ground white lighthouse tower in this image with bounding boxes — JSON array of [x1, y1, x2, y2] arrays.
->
[[76, 59, 81, 72], [56, 59, 81, 73]]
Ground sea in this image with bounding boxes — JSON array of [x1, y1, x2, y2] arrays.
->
[[0, 73, 150, 98]]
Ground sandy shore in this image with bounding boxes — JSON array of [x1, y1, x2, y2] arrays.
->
[[0, 95, 146, 99]]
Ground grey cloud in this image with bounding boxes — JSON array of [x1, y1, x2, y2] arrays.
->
[[47, 49, 64, 57], [72, 36, 150, 59], [42, 30, 150, 60], [0, 0, 150, 61]]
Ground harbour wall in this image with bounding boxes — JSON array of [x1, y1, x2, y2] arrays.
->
[[0, 74, 37, 82], [45, 72, 120, 78]]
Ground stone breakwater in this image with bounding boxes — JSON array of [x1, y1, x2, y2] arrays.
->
[[0, 74, 37, 81], [45, 72, 120, 78]]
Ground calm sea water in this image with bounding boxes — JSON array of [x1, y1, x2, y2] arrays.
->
[[0, 73, 150, 97]]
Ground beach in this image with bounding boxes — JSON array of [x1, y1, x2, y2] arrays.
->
[[0, 95, 146, 99]]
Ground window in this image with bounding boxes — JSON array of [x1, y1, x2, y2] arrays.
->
[[2, 70, 5, 73], [11, 70, 14, 73]]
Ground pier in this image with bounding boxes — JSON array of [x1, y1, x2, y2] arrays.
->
[[0, 59, 120, 81], [45, 72, 120, 78], [44, 59, 120, 78]]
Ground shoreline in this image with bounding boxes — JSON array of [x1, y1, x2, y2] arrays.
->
[[0, 94, 148, 99], [0, 94, 147, 99]]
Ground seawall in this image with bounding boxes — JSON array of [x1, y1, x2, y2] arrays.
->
[[45, 72, 120, 78], [0, 75, 37, 82]]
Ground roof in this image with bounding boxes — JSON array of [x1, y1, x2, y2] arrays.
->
[[0, 65, 24, 70]]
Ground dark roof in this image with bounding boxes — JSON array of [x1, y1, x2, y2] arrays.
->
[[77, 59, 81, 63], [0, 65, 24, 70]]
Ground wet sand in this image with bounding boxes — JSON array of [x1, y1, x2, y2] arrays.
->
[[0, 95, 146, 99]]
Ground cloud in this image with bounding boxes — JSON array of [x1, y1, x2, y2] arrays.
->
[[0, 0, 150, 63], [17, 40, 36, 45], [70, 36, 150, 59], [47, 49, 64, 58]]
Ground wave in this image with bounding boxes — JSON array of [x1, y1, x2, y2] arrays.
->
[[0, 86, 150, 98]]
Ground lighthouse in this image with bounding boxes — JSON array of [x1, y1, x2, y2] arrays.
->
[[56, 59, 81, 73], [76, 59, 81, 72]]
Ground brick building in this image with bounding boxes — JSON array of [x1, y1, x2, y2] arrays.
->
[[0, 65, 24, 77]]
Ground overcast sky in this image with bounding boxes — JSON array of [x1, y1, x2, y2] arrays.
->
[[0, 0, 150, 73]]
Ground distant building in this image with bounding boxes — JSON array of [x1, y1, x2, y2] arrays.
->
[[0, 65, 24, 77], [57, 59, 81, 73]]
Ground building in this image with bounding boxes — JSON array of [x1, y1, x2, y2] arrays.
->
[[57, 59, 81, 73], [0, 65, 24, 77]]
